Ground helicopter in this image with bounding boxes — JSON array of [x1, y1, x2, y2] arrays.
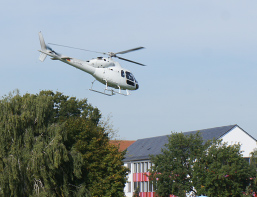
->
[[38, 32, 145, 96]]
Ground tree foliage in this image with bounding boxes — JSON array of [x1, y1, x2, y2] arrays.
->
[[149, 132, 209, 197], [0, 90, 128, 197], [193, 140, 255, 197], [150, 132, 255, 197], [248, 149, 257, 194], [132, 187, 140, 197]]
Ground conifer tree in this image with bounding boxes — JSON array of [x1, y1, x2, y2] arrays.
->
[[0, 90, 128, 197]]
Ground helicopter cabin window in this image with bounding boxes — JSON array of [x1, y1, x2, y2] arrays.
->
[[121, 70, 125, 77], [127, 80, 135, 86], [125, 71, 135, 81]]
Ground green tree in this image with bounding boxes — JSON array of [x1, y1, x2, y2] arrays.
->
[[133, 187, 140, 197], [149, 132, 210, 197], [250, 149, 257, 170], [248, 149, 257, 195], [0, 90, 128, 197], [64, 117, 127, 196], [193, 140, 255, 197], [150, 132, 255, 197]]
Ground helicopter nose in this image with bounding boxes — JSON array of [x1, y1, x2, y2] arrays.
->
[[136, 83, 139, 90]]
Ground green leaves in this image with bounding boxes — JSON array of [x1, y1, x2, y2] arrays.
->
[[150, 133, 255, 197], [0, 90, 128, 197], [150, 132, 206, 197], [193, 140, 255, 196]]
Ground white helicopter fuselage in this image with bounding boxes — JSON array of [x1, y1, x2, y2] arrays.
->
[[38, 32, 141, 95], [39, 49, 139, 91], [87, 57, 138, 90]]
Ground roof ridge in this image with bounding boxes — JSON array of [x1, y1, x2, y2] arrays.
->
[[183, 124, 237, 134], [135, 124, 237, 141], [235, 125, 257, 141]]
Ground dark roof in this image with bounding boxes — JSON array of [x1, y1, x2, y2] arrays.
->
[[124, 124, 240, 162]]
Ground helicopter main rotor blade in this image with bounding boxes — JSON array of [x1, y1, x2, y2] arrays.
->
[[48, 43, 106, 55], [116, 56, 146, 66], [48, 43, 146, 65], [115, 47, 145, 55]]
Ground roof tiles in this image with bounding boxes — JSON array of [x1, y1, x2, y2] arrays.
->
[[123, 125, 238, 162]]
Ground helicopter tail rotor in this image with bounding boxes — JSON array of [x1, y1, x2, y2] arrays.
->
[[38, 32, 62, 61], [38, 32, 47, 62]]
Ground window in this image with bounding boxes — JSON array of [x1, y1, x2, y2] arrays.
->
[[145, 182, 148, 192], [149, 162, 153, 169], [127, 163, 131, 173], [134, 163, 137, 173], [125, 71, 135, 81], [149, 182, 153, 192], [127, 182, 131, 193], [134, 182, 140, 192], [145, 162, 148, 172], [141, 162, 144, 172], [126, 80, 135, 86], [138, 163, 141, 173], [121, 70, 125, 77], [134, 182, 150, 192]]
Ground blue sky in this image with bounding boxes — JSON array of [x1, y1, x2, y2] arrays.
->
[[1, 1, 257, 140]]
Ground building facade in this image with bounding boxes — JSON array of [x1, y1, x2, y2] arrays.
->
[[123, 125, 257, 197]]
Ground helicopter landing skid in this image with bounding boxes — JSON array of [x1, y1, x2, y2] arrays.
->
[[89, 88, 114, 96], [89, 80, 130, 96], [114, 86, 130, 96]]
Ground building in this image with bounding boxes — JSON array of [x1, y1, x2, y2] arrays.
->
[[110, 140, 136, 152], [123, 124, 257, 197]]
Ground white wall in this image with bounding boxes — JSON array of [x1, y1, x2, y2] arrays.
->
[[221, 126, 257, 158], [124, 162, 133, 197]]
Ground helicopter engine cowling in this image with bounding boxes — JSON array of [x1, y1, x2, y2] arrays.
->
[[88, 57, 115, 68]]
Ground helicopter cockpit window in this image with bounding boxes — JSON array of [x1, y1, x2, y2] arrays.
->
[[125, 71, 135, 81], [121, 70, 125, 77]]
